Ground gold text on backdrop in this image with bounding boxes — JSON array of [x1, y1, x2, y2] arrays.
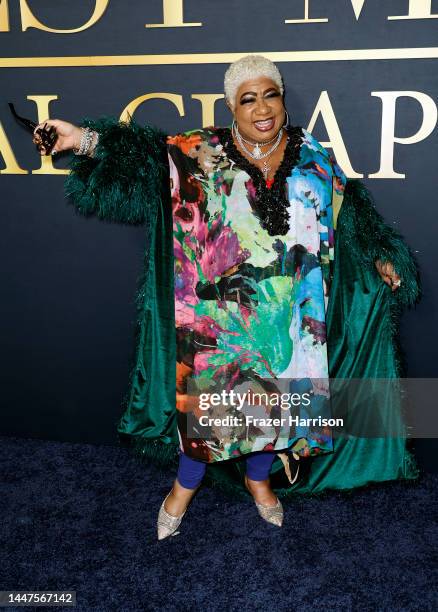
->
[[1, 0, 438, 32], [286, 0, 438, 23], [0, 0, 109, 33], [146, 0, 202, 28], [369, 92, 438, 179]]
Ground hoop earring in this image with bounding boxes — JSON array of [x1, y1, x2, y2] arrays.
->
[[232, 118, 238, 133], [283, 111, 290, 128]]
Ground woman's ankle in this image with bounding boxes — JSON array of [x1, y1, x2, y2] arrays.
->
[[245, 476, 278, 506], [164, 480, 200, 516]]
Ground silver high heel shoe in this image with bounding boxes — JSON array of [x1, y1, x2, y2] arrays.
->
[[244, 475, 284, 527], [157, 491, 186, 540]]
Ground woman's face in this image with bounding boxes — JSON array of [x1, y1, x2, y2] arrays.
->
[[231, 76, 285, 143]]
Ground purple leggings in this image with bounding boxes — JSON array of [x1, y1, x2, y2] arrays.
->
[[176, 449, 276, 489]]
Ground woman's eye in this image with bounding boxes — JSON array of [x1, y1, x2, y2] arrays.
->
[[265, 91, 280, 99], [240, 98, 255, 105]]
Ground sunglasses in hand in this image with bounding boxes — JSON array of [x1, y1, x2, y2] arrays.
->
[[8, 102, 58, 155]]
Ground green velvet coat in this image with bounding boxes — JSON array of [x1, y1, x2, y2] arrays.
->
[[65, 117, 421, 499]]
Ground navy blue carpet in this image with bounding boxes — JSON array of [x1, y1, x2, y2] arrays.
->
[[1, 435, 437, 612]]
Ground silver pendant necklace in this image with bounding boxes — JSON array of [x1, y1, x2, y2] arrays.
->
[[237, 131, 279, 159], [232, 121, 284, 179], [232, 122, 283, 160]]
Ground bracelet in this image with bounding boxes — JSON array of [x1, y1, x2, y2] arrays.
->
[[73, 127, 99, 157], [88, 130, 99, 158], [73, 127, 91, 156]]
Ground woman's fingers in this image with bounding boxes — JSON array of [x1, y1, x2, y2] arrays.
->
[[375, 259, 401, 291], [33, 120, 82, 154], [389, 272, 402, 291]]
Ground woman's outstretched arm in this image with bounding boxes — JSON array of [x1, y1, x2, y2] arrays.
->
[[34, 116, 169, 225], [339, 178, 421, 308]]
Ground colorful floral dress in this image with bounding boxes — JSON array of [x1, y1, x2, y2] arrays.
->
[[166, 125, 346, 463], [66, 116, 420, 490]]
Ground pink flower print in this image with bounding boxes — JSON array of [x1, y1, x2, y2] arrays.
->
[[173, 240, 199, 327], [199, 217, 250, 283]]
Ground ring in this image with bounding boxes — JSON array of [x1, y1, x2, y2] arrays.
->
[[51, 149, 58, 156], [392, 278, 402, 287]]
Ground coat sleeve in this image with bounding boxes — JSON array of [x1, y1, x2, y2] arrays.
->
[[338, 178, 421, 309], [64, 116, 169, 225]]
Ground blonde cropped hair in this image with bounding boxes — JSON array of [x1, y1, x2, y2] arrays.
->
[[224, 55, 284, 110]]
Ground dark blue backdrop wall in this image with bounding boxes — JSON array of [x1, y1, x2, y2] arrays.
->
[[1, 1, 437, 467]]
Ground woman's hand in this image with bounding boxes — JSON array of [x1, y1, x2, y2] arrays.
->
[[375, 259, 401, 291], [33, 119, 83, 155]]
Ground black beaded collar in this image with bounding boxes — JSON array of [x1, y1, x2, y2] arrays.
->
[[215, 125, 304, 236]]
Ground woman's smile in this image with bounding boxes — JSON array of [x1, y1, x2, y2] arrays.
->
[[253, 118, 275, 132]]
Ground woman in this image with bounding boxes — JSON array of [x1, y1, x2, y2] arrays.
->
[[33, 55, 419, 541]]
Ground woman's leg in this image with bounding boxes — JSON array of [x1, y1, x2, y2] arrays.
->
[[245, 452, 278, 507], [164, 450, 206, 517]]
